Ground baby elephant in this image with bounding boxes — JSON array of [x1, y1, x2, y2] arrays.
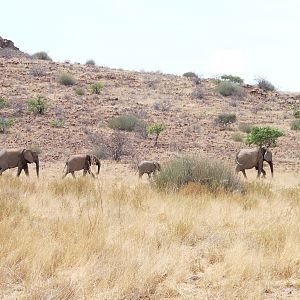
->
[[138, 160, 161, 178], [63, 154, 101, 178]]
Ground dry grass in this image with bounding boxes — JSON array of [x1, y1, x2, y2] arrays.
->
[[0, 169, 300, 299]]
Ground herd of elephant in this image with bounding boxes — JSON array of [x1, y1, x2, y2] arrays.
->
[[0, 146, 273, 179]]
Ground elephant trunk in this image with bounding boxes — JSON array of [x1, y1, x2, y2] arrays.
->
[[268, 161, 273, 177], [35, 158, 39, 177], [96, 160, 101, 174]]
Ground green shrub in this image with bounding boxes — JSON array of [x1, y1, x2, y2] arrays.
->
[[183, 72, 198, 79], [86, 59, 96, 65], [147, 123, 166, 146], [0, 97, 9, 109], [31, 51, 52, 61], [27, 95, 47, 115], [108, 115, 139, 131], [220, 74, 244, 84], [293, 108, 300, 119], [255, 77, 276, 91], [215, 112, 237, 126], [153, 155, 243, 192], [216, 81, 244, 97], [75, 88, 85, 96], [58, 73, 76, 86], [245, 126, 284, 147], [231, 132, 244, 142], [0, 118, 15, 133], [291, 119, 300, 131], [50, 119, 64, 128], [90, 82, 104, 94], [238, 122, 253, 133]]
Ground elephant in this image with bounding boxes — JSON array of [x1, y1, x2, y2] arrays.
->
[[0, 148, 39, 177], [138, 160, 161, 178], [235, 147, 273, 178], [63, 154, 100, 178]]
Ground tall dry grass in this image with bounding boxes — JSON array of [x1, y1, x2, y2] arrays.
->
[[0, 171, 299, 299]]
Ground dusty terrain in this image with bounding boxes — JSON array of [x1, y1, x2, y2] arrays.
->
[[0, 55, 299, 172]]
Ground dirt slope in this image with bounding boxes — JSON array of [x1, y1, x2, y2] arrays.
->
[[0, 56, 299, 170]]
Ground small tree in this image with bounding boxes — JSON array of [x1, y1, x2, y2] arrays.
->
[[27, 95, 47, 114], [147, 123, 166, 146], [0, 118, 15, 133], [220, 74, 244, 84], [90, 82, 104, 94], [245, 126, 284, 148]]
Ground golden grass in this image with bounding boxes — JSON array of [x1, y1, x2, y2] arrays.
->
[[0, 171, 300, 299]]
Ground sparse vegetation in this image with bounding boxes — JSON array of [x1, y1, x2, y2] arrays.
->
[[147, 123, 166, 146], [292, 107, 300, 118], [239, 122, 253, 133], [58, 72, 76, 86], [75, 87, 85, 96], [153, 100, 170, 111], [0, 118, 15, 133], [216, 81, 245, 97], [291, 119, 300, 131], [27, 95, 47, 115], [220, 74, 244, 84], [191, 87, 204, 99], [31, 51, 52, 61], [90, 82, 104, 94], [246, 126, 284, 147], [153, 155, 243, 192], [50, 119, 64, 128], [255, 77, 276, 91], [86, 59, 96, 65], [231, 132, 244, 142], [215, 112, 237, 126], [30, 66, 47, 77], [108, 115, 140, 132], [0, 96, 9, 109]]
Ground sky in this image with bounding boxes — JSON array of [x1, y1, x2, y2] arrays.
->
[[1, 0, 300, 91]]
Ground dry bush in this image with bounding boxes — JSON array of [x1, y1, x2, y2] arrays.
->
[[87, 130, 134, 161]]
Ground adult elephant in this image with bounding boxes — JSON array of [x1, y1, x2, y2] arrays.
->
[[0, 148, 39, 177], [235, 147, 273, 178], [138, 160, 161, 178], [63, 154, 100, 178]]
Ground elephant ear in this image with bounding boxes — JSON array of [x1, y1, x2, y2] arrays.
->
[[24, 150, 34, 163], [264, 149, 272, 162], [86, 155, 91, 166]]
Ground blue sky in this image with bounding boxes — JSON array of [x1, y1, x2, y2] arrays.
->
[[1, 0, 300, 91]]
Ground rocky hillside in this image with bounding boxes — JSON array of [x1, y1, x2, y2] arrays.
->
[[0, 53, 299, 170]]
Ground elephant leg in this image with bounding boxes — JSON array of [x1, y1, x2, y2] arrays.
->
[[242, 170, 247, 178], [23, 164, 29, 176], [88, 169, 95, 178], [71, 172, 76, 178], [148, 172, 151, 178], [83, 170, 87, 176], [62, 171, 68, 179], [17, 165, 23, 177], [261, 168, 266, 178], [0, 166, 8, 175]]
